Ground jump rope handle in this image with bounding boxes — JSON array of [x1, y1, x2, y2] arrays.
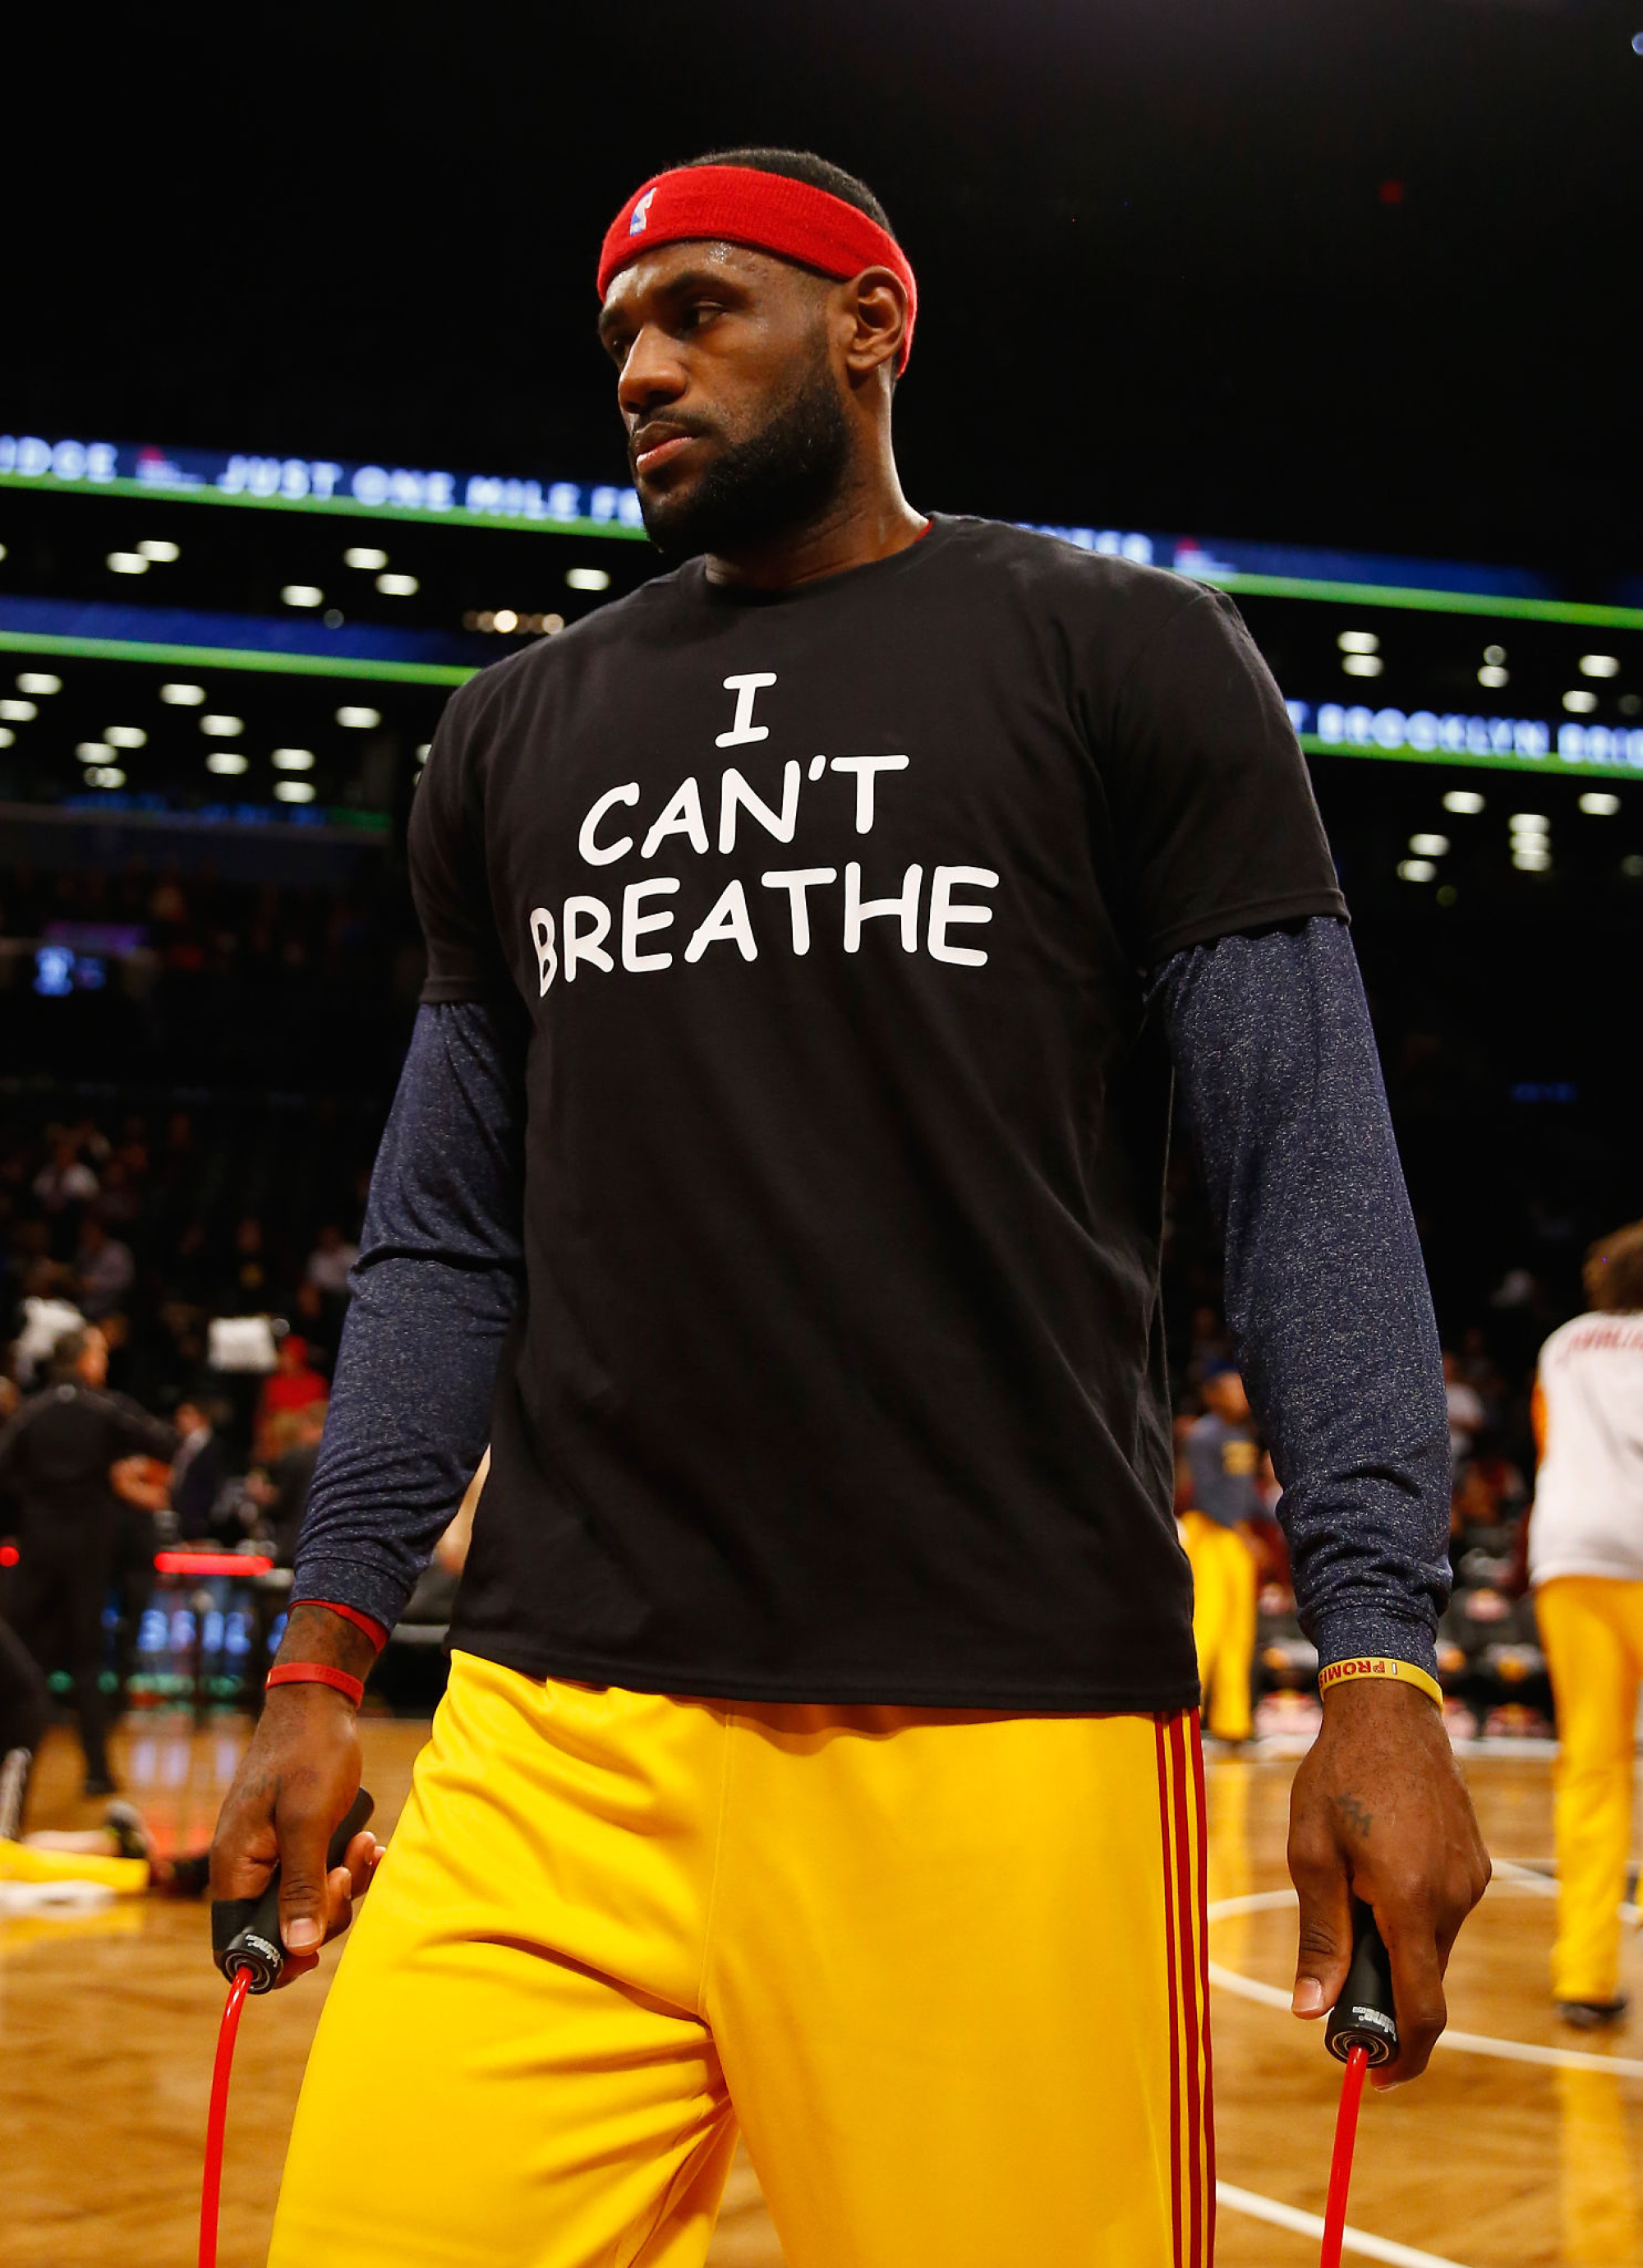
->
[[1324, 1897, 1399, 2066], [209, 1787, 375, 1994]]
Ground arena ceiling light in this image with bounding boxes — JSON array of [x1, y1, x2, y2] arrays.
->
[[567, 566, 611, 592], [76, 740, 114, 761], [16, 672, 61, 694], [0, 698, 37, 721], [273, 748, 315, 770], [1579, 654, 1620, 677], [375, 572, 418, 596], [1478, 664, 1509, 688], [1509, 812, 1549, 833], [0, 727, 12, 749], [336, 705, 380, 729], [1443, 789, 1486, 814], [137, 539, 180, 561], [206, 750, 249, 775], [274, 780, 317, 803], [104, 726, 147, 749], [282, 584, 324, 608], [200, 713, 245, 736], [1513, 847, 1552, 871], [1409, 832, 1450, 857], [416, 742, 431, 764], [1562, 689, 1599, 712], [1397, 858, 1436, 882], [1578, 791, 1622, 815], [345, 546, 389, 570], [1342, 653, 1383, 677], [84, 766, 125, 787], [160, 682, 207, 705], [106, 551, 148, 574], [1337, 630, 1379, 653]]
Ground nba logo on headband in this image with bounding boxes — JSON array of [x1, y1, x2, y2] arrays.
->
[[628, 189, 657, 237]]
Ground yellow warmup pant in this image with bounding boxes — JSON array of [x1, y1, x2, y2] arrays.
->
[[0, 1838, 149, 1893], [273, 1652, 1213, 2268], [1535, 1575, 1643, 2004], [1181, 1512, 1257, 1743]]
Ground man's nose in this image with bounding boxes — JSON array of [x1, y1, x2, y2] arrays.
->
[[617, 326, 688, 419]]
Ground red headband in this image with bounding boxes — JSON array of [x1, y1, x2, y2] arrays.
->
[[598, 165, 917, 374]]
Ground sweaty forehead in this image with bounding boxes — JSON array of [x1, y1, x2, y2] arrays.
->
[[598, 240, 817, 328]]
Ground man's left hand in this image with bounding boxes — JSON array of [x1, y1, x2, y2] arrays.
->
[[1286, 1677, 1490, 2087]]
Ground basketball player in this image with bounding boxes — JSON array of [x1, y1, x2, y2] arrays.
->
[[1181, 1365, 1263, 1744], [212, 150, 1489, 2266], [1530, 1219, 1643, 2028]]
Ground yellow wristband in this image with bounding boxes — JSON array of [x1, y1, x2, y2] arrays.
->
[[1318, 1656, 1443, 1709]]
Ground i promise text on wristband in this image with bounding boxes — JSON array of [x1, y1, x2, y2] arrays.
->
[[1318, 1656, 1443, 1709], [267, 1662, 366, 1707]]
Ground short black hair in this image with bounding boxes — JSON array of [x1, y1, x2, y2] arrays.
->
[[686, 148, 895, 238]]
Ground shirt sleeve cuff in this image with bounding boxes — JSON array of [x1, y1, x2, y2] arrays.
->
[[306, 1599, 390, 1653], [289, 1554, 417, 1643]]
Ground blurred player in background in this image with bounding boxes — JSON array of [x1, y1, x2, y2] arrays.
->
[[1530, 1218, 1643, 2028], [1181, 1363, 1263, 1743]]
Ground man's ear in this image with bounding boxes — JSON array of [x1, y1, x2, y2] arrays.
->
[[840, 268, 908, 382]]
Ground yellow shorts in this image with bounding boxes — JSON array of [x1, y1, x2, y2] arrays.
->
[[273, 1652, 1213, 2268]]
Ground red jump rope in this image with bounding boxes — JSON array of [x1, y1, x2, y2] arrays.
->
[[199, 1805, 1393, 2268], [1319, 1900, 1400, 2268], [200, 1789, 373, 2268]]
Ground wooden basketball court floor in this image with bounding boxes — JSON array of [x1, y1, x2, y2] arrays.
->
[[3, 1713, 1639, 2267]]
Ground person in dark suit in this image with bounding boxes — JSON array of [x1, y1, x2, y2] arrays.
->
[[169, 1400, 228, 1542], [0, 1328, 176, 1793]]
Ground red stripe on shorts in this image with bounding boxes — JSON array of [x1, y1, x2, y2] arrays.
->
[[1157, 1717, 1184, 2268], [1170, 1713, 1203, 2268], [1190, 1715, 1217, 2265]]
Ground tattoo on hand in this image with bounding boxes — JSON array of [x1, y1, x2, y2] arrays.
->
[[1333, 1792, 1374, 1842]]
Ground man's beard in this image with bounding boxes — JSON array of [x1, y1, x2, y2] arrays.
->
[[636, 344, 851, 559]]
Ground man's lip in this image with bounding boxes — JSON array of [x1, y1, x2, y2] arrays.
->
[[632, 431, 697, 477]]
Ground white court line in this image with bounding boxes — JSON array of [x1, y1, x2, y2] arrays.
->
[[1207, 1885, 1643, 2079], [1217, 2180, 1472, 2268]]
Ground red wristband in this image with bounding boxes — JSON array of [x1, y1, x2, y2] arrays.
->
[[267, 1662, 366, 1706]]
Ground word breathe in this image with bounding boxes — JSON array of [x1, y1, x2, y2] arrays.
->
[[527, 673, 997, 992]]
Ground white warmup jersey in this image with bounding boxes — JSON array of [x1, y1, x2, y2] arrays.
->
[[1529, 1311, 1643, 1588]]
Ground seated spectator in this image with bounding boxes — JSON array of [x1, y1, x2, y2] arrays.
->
[[72, 1218, 135, 1321], [32, 1141, 97, 1215], [222, 1215, 270, 1310], [1443, 1348, 1484, 1470], [169, 1399, 229, 1542], [304, 1223, 359, 1299], [249, 1399, 328, 1565], [252, 1334, 327, 1464], [11, 1291, 85, 1387]]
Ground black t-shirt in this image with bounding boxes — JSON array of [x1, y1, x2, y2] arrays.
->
[[412, 515, 1345, 1709]]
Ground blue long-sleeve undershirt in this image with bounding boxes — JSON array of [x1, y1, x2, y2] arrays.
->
[[1149, 918, 1451, 1672], [290, 999, 526, 1633], [292, 916, 1450, 1671]]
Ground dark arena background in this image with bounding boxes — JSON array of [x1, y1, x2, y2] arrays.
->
[[2, 7, 1640, 2265]]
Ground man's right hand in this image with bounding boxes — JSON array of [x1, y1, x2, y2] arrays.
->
[[209, 1605, 383, 1986]]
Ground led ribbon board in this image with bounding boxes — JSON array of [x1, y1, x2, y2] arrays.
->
[[7, 431, 1643, 626]]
